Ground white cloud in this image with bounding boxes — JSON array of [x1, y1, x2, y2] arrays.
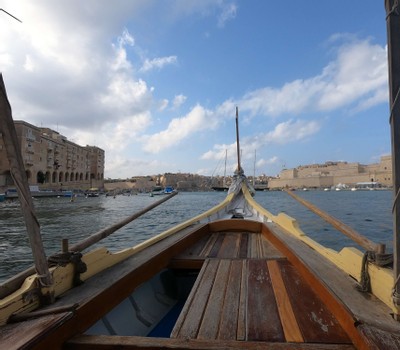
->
[[200, 119, 321, 163], [140, 56, 178, 73], [158, 99, 169, 111], [237, 38, 387, 118], [143, 104, 217, 153], [172, 94, 187, 109], [218, 2, 237, 28], [264, 119, 321, 144]]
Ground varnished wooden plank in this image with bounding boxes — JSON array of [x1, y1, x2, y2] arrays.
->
[[171, 259, 218, 339], [247, 259, 284, 341], [197, 259, 231, 339], [217, 233, 241, 258], [208, 234, 225, 258], [236, 260, 247, 341], [267, 260, 304, 342], [238, 233, 249, 258], [256, 234, 263, 258], [218, 260, 242, 340], [199, 233, 219, 257], [278, 259, 351, 343], [66, 334, 357, 350], [249, 234, 258, 258], [260, 236, 285, 259], [173, 234, 212, 260]]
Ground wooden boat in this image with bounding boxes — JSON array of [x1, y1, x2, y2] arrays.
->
[[2, 3, 400, 349], [1, 106, 400, 350], [1, 164, 400, 349]]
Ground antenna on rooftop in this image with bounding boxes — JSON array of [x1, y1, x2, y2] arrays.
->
[[0, 9, 22, 23]]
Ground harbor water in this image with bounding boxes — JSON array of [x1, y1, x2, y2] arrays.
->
[[0, 189, 394, 283]]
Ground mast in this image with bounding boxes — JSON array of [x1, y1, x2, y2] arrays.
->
[[385, 0, 400, 313], [235, 106, 241, 172], [253, 149, 256, 185], [223, 149, 227, 187]]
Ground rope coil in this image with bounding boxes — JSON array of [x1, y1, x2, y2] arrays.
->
[[48, 251, 87, 286], [357, 250, 393, 293]]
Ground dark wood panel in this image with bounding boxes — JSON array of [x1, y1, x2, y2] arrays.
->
[[217, 233, 240, 258], [246, 259, 284, 341], [207, 234, 225, 258], [238, 233, 249, 258], [278, 259, 351, 343]]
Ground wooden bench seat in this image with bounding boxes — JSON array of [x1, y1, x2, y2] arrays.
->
[[172, 231, 285, 262], [171, 257, 352, 344]]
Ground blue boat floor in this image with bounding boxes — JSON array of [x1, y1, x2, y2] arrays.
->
[[147, 301, 186, 338]]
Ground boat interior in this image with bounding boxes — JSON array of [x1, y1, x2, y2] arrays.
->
[[3, 216, 400, 349]]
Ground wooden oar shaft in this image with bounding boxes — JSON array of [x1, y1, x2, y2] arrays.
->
[[284, 190, 382, 253], [0, 191, 178, 299], [69, 191, 178, 252], [0, 74, 52, 288]]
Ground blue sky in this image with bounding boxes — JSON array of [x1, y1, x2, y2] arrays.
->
[[0, 1, 390, 178]]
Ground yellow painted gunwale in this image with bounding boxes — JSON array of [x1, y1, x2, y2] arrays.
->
[[241, 184, 398, 315]]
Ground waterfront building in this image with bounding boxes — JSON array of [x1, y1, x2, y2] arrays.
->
[[268, 156, 392, 189], [0, 121, 105, 191]]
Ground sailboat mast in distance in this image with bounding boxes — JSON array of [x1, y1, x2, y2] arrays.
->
[[235, 106, 241, 172]]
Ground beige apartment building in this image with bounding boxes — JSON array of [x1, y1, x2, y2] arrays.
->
[[268, 155, 392, 189], [0, 121, 105, 191]]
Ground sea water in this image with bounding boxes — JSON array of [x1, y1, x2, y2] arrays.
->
[[0, 190, 393, 282]]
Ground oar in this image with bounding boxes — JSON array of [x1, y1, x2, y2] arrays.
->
[[69, 191, 178, 252], [284, 189, 385, 253], [0, 191, 178, 299]]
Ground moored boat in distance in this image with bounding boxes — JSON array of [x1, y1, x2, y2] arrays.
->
[[5, 186, 73, 199], [164, 186, 175, 194]]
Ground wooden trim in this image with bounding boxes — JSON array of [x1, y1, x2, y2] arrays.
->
[[267, 260, 304, 342], [209, 219, 261, 233], [65, 334, 356, 350]]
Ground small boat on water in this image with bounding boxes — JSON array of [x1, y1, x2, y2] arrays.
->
[[2, 5, 400, 349], [164, 186, 175, 194], [85, 188, 100, 197]]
